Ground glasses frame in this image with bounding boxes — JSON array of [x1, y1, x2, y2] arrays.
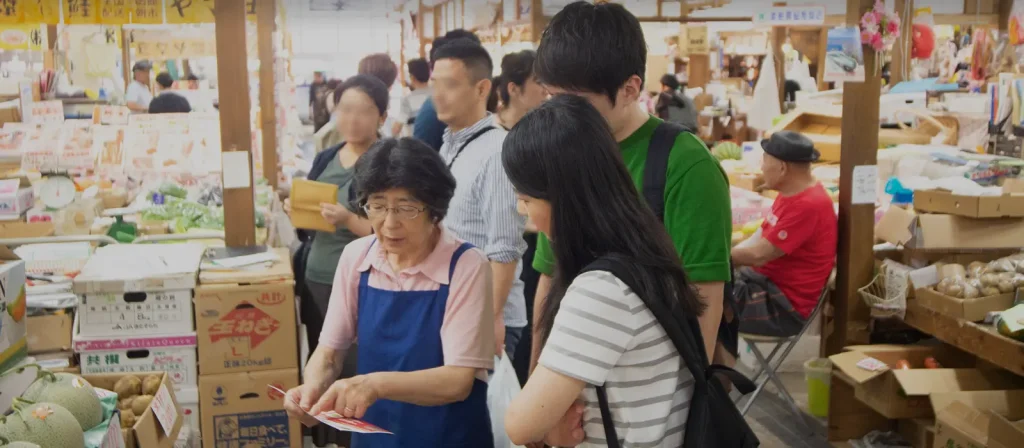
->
[[362, 203, 427, 221]]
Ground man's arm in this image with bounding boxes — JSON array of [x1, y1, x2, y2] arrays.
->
[[731, 237, 785, 268], [663, 142, 734, 359], [481, 152, 527, 351]]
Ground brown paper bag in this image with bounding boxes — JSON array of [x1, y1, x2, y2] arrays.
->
[[290, 179, 338, 232]]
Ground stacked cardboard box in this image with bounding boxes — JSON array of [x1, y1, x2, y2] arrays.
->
[[0, 246, 28, 374], [194, 248, 301, 448], [72, 243, 204, 446]]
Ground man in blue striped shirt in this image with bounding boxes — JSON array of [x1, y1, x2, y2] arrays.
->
[[432, 40, 528, 359]]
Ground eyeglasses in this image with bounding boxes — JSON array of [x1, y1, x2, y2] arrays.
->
[[362, 203, 426, 221]]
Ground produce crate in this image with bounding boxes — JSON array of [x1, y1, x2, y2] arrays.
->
[[84, 372, 184, 448]]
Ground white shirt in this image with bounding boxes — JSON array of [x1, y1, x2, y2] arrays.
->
[[540, 270, 693, 447], [125, 81, 153, 110]]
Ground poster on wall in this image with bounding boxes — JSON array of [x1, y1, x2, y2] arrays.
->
[[823, 27, 866, 83]]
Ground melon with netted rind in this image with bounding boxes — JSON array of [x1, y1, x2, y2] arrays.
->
[[0, 402, 84, 448], [21, 372, 103, 431], [711, 141, 743, 161]]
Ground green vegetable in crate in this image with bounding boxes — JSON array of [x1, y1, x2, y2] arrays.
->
[[711, 141, 743, 161], [0, 399, 84, 448], [18, 366, 103, 431], [141, 205, 173, 222], [157, 182, 188, 199]]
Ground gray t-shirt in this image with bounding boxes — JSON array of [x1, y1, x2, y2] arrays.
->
[[305, 158, 358, 285]]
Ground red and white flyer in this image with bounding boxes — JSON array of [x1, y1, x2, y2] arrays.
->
[[267, 385, 393, 435]]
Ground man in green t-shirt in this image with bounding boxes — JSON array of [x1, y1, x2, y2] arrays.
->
[[529, 1, 732, 373]]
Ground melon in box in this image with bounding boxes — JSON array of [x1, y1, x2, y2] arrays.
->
[[73, 244, 204, 337], [74, 318, 198, 390]]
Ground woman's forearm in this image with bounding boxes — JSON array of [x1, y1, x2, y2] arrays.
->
[[304, 346, 346, 391], [369, 366, 477, 407]]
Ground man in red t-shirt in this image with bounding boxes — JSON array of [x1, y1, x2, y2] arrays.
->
[[716, 131, 837, 365]]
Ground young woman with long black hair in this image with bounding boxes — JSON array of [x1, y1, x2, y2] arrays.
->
[[503, 94, 703, 447]]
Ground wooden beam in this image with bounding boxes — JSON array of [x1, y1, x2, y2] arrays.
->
[[815, 27, 828, 91], [530, 0, 546, 43], [998, 0, 1013, 32], [257, 0, 278, 190], [215, 0, 257, 248], [826, 0, 881, 356], [889, 0, 914, 86], [772, 27, 786, 112], [120, 28, 131, 90]]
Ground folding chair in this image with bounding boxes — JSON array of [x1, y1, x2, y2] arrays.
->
[[735, 269, 836, 429]]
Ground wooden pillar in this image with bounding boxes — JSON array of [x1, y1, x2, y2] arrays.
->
[[889, 0, 913, 86], [215, 0, 257, 247], [815, 27, 828, 91], [121, 28, 131, 92], [772, 26, 787, 111], [998, 0, 1013, 32], [257, 0, 278, 190], [44, 24, 58, 71], [530, 0, 547, 43], [825, 0, 882, 356], [688, 54, 710, 90]]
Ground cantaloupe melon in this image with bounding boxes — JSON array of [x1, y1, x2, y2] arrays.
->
[[21, 370, 103, 431], [0, 401, 84, 448], [0, 434, 40, 447], [712, 141, 743, 161]]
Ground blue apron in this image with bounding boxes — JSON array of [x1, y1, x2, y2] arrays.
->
[[352, 241, 494, 448]]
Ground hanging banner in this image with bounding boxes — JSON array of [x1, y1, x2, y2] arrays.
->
[[22, 0, 60, 24], [129, 0, 162, 24], [64, 0, 100, 24], [0, 0, 23, 25], [685, 25, 709, 55], [752, 6, 826, 27], [165, 0, 256, 24], [99, 0, 129, 25], [0, 24, 44, 50]]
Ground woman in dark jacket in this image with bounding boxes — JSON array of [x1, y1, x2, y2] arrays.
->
[[288, 74, 389, 447]]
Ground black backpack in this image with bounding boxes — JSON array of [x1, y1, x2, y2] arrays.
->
[[586, 122, 759, 448]]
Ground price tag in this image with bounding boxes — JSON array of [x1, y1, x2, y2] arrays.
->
[[151, 383, 179, 435], [855, 357, 890, 372]]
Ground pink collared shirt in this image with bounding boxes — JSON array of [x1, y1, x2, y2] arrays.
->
[[319, 227, 496, 377]]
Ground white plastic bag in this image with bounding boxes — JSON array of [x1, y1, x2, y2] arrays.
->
[[487, 355, 524, 448]]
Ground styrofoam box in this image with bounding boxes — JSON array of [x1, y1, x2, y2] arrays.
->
[[74, 321, 198, 390], [74, 243, 203, 337], [176, 386, 200, 436], [78, 289, 194, 336]]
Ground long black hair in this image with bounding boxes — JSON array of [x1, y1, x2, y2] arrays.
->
[[501, 94, 705, 345]]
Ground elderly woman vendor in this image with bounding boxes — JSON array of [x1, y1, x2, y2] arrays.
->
[[284, 137, 496, 448]]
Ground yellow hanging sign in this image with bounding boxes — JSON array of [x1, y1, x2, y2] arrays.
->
[[0, 0, 23, 25], [129, 0, 162, 24], [64, 0, 99, 24], [0, 24, 44, 50], [22, 0, 60, 24], [99, 0, 129, 25], [165, 0, 256, 24]]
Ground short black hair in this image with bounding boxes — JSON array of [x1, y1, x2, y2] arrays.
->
[[407, 58, 430, 84], [358, 53, 398, 88], [432, 40, 493, 82], [429, 29, 480, 65], [333, 74, 390, 117], [535, 1, 646, 105], [660, 74, 679, 91], [352, 137, 457, 222], [155, 72, 174, 89], [495, 50, 536, 105]]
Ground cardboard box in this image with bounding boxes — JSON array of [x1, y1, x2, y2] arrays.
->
[[0, 246, 28, 373], [915, 288, 1016, 322], [0, 220, 54, 239], [897, 418, 935, 448], [0, 176, 33, 218], [75, 318, 198, 390], [195, 281, 298, 375], [199, 368, 302, 448], [914, 189, 1024, 219], [875, 206, 1024, 250], [932, 390, 1024, 448], [74, 243, 204, 337], [830, 345, 1024, 419], [26, 312, 73, 354], [85, 372, 184, 448], [196, 248, 297, 375], [728, 172, 764, 192], [32, 350, 77, 373]]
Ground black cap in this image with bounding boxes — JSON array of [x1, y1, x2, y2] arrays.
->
[[761, 131, 820, 163], [132, 60, 152, 72]]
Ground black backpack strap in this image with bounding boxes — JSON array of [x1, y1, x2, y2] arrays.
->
[[643, 122, 687, 221], [595, 386, 621, 448], [446, 125, 497, 169]]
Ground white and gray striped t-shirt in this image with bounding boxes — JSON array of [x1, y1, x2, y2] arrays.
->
[[539, 270, 694, 448]]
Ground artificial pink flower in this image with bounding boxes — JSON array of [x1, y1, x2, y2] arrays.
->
[[861, 12, 878, 30], [861, 30, 875, 44], [870, 33, 885, 51], [886, 17, 901, 35]]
